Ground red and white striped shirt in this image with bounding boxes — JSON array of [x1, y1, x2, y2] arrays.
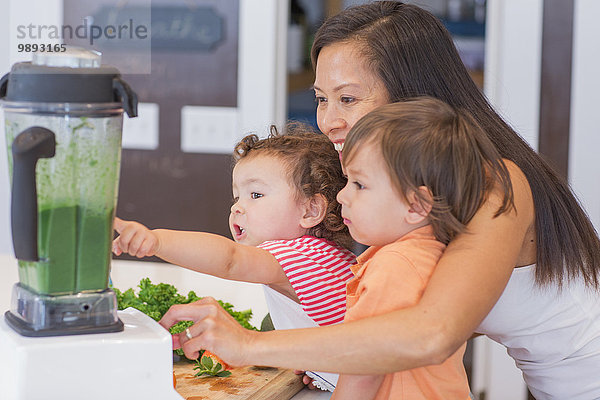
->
[[258, 236, 356, 326]]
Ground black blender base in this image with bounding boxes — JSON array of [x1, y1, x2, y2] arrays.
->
[[5, 310, 124, 337]]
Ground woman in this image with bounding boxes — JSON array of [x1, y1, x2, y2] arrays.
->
[[160, 2, 600, 399]]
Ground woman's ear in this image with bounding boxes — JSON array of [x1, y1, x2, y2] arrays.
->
[[300, 194, 328, 229], [405, 186, 433, 225]]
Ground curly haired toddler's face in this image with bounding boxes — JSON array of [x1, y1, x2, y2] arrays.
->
[[229, 154, 311, 246]]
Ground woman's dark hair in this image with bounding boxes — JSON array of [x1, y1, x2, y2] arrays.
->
[[313, 1, 600, 288], [344, 97, 514, 245], [233, 122, 353, 251]]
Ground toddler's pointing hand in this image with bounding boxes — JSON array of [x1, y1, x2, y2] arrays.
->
[[112, 217, 160, 258]]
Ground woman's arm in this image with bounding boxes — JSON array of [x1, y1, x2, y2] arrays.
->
[[331, 374, 383, 400], [113, 218, 291, 294], [161, 162, 535, 374]]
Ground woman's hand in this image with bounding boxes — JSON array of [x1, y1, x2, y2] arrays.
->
[[112, 217, 160, 258], [158, 297, 257, 367]]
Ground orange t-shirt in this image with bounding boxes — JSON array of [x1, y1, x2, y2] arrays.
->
[[344, 225, 470, 400]]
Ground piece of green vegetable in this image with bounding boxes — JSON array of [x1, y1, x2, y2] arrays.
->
[[113, 278, 257, 356], [193, 351, 232, 378]]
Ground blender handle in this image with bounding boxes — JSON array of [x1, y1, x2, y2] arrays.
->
[[113, 77, 138, 118], [11, 127, 56, 261], [0, 73, 8, 98]]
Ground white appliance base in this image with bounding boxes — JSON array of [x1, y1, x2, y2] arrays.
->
[[0, 307, 183, 400]]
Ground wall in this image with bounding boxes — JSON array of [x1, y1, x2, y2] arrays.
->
[[0, 0, 287, 255], [484, 0, 542, 150], [471, 1, 543, 398], [474, 1, 600, 399], [570, 0, 600, 231]]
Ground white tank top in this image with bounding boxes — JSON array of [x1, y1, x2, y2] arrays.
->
[[476, 264, 600, 400]]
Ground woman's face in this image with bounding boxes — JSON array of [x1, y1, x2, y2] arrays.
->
[[314, 41, 390, 152]]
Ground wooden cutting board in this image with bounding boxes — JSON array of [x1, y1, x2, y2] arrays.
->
[[173, 361, 305, 400]]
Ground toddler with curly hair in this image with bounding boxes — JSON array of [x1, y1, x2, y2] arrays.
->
[[113, 122, 356, 391]]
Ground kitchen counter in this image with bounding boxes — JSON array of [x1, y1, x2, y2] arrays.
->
[[0, 253, 331, 399]]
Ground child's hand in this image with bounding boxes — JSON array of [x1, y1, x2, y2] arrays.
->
[[112, 217, 160, 258], [294, 370, 317, 390]]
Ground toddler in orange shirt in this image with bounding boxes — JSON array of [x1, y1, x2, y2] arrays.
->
[[332, 97, 513, 400]]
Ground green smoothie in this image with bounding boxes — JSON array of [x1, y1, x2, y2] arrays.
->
[[18, 206, 114, 295], [75, 206, 114, 292]]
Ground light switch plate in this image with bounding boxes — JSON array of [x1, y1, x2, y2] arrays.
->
[[122, 102, 159, 150], [180, 106, 240, 154]]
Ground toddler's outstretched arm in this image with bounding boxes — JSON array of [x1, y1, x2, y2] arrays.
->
[[112, 218, 294, 297]]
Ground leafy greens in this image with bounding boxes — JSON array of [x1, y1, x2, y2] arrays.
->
[[113, 277, 257, 338]]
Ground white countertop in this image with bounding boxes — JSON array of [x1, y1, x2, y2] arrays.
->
[[0, 253, 271, 328], [0, 253, 331, 399]]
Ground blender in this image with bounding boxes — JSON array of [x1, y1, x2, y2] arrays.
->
[[0, 48, 182, 399], [1, 47, 131, 336]]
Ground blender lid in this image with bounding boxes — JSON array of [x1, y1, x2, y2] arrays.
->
[[0, 46, 137, 117], [32, 47, 102, 68]]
